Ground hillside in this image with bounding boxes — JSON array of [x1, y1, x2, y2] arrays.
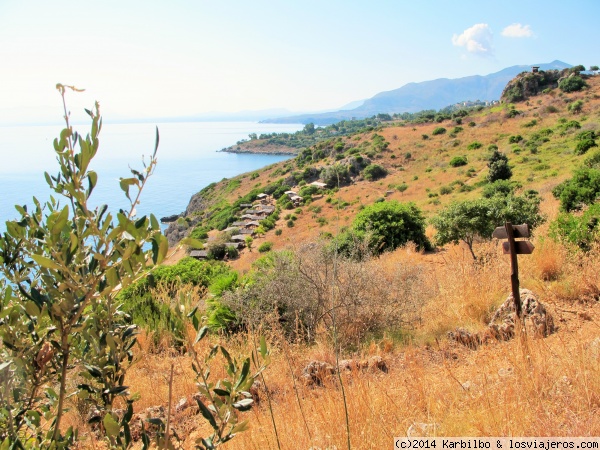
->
[[263, 60, 571, 125], [168, 69, 599, 267], [6, 69, 600, 448], [147, 70, 600, 446]]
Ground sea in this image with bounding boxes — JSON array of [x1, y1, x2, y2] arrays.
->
[[0, 121, 302, 231]]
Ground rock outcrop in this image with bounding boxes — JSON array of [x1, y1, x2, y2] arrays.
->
[[500, 69, 570, 103], [448, 289, 555, 349]]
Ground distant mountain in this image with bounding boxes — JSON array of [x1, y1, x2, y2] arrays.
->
[[263, 60, 571, 125]]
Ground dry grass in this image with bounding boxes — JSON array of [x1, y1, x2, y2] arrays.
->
[[68, 77, 600, 447], [66, 225, 600, 448]]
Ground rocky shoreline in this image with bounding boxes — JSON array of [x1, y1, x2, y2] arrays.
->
[[220, 142, 299, 155]]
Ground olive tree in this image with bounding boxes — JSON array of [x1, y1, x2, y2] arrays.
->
[[431, 193, 544, 260], [0, 85, 168, 447]]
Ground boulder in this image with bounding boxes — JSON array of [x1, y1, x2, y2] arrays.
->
[[449, 289, 555, 348], [301, 361, 335, 386]]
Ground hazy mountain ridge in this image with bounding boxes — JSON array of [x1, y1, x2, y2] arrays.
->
[[263, 60, 571, 125]]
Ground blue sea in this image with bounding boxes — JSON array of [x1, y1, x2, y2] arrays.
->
[[0, 121, 302, 230]]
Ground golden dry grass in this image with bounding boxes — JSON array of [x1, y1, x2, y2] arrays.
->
[[70, 77, 600, 447], [70, 224, 600, 448]]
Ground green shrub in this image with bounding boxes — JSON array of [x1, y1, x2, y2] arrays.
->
[[349, 200, 431, 254], [258, 241, 273, 253], [396, 183, 408, 193], [440, 185, 453, 195], [467, 141, 482, 150], [550, 203, 600, 252], [575, 139, 598, 155], [432, 127, 446, 136], [316, 217, 328, 226], [482, 180, 521, 198], [449, 156, 468, 167], [552, 167, 600, 211], [509, 135, 523, 144], [583, 150, 600, 168], [487, 150, 512, 182], [275, 228, 283, 236], [363, 164, 388, 181], [568, 100, 584, 114], [562, 120, 581, 131], [559, 76, 586, 93], [226, 245, 239, 258], [506, 108, 521, 118]]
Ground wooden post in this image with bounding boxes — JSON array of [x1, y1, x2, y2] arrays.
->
[[504, 222, 522, 318]]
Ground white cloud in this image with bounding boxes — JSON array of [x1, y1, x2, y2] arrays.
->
[[452, 24, 494, 57], [501, 23, 534, 38]]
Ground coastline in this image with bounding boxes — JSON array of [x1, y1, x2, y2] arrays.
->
[[220, 141, 300, 155]]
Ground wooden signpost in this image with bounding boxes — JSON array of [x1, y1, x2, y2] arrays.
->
[[492, 222, 535, 319]]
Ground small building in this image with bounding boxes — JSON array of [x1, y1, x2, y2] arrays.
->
[[532, 66, 540, 73], [239, 203, 253, 208], [241, 214, 261, 221], [257, 205, 275, 214], [256, 193, 269, 205], [224, 242, 244, 249], [239, 228, 255, 235], [189, 250, 208, 259], [231, 221, 247, 227], [284, 190, 298, 197], [245, 221, 261, 228], [309, 181, 327, 189], [231, 235, 246, 242], [290, 195, 304, 206]]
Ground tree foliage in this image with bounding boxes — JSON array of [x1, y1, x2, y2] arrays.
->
[[349, 200, 431, 254], [549, 203, 600, 252], [559, 75, 586, 93], [449, 156, 468, 167], [487, 149, 512, 182], [552, 167, 600, 211], [362, 163, 388, 181], [0, 85, 168, 447], [431, 193, 544, 259]]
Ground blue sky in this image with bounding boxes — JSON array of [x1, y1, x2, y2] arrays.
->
[[1, 0, 598, 124]]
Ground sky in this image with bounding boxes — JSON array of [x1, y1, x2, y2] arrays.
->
[[1, 0, 599, 125]]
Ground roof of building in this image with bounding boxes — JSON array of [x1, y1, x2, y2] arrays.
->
[[309, 181, 327, 188], [241, 214, 261, 221], [189, 250, 208, 258]]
